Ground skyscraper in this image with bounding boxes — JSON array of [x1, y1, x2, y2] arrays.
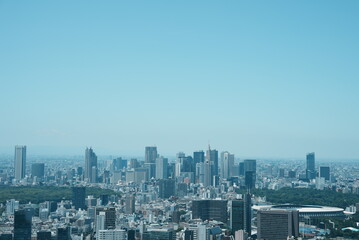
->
[[193, 151, 205, 164], [158, 179, 175, 199], [191, 200, 228, 223], [156, 156, 168, 179], [221, 151, 234, 179], [72, 187, 86, 210], [206, 146, 218, 179], [14, 209, 32, 240], [229, 200, 244, 233], [145, 146, 157, 163], [125, 194, 136, 214], [244, 159, 256, 190], [14, 145, 26, 180], [257, 209, 299, 240], [31, 163, 45, 178], [319, 166, 330, 181], [85, 147, 98, 183], [306, 152, 315, 180], [243, 193, 252, 236]]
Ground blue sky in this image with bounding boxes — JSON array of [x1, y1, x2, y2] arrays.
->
[[0, 1, 358, 158]]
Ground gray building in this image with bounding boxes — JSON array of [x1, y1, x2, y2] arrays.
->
[[145, 146, 157, 163], [31, 163, 45, 178], [319, 166, 330, 181], [306, 152, 316, 180], [257, 209, 299, 240], [156, 156, 168, 179], [85, 147, 97, 183], [221, 151, 234, 179], [192, 200, 228, 223], [230, 199, 244, 233], [14, 145, 26, 180]]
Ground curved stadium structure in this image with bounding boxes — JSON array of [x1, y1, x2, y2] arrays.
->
[[252, 204, 345, 219]]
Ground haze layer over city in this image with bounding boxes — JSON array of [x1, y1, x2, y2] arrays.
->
[[0, 1, 358, 240]]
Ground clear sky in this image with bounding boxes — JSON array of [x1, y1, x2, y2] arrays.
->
[[0, 1, 358, 159]]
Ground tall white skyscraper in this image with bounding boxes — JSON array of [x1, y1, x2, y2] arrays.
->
[[221, 151, 235, 179], [14, 145, 26, 180]]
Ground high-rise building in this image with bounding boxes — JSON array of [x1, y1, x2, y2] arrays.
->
[[125, 194, 136, 214], [257, 209, 299, 240], [306, 152, 315, 180], [156, 156, 168, 179], [221, 151, 234, 179], [143, 228, 176, 240], [37, 231, 52, 240], [98, 229, 127, 240], [95, 207, 116, 230], [72, 187, 86, 210], [243, 193, 251, 236], [319, 166, 330, 181], [158, 179, 175, 199], [245, 171, 255, 190], [145, 146, 157, 163], [206, 146, 218, 181], [85, 147, 98, 183], [230, 200, 244, 233], [193, 151, 205, 164], [192, 200, 228, 223], [57, 227, 70, 240], [244, 159, 256, 190], [14, 145, 26, 180], [14, 209, 32, 240], [31, 163, 45, 178]]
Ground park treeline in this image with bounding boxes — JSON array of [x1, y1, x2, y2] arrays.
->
[[0, 186, 119, 204], [252, 187, 359, 209]]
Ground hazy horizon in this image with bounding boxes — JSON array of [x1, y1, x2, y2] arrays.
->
[[1, 1, 358, 159]]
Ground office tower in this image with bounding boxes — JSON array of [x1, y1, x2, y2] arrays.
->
[[244, 159, 256, 189], [112, 157, 127, 171], [243, 159, 256, 173], [193, 151, 205, 164], [306, 152, 316, 180], [221, 151, 235, 179], [319, 166, 330, 181], [72, 187, 86, 210], [239, 162, 244, 176], [230, 200, 244, 233], [156, 156, 168, 179], [96, 212, 106, 238], [0, 234, 13, 240], [125, 194, 136, 214], [57, 227, 70, 240], [85, 147, 98, 183], [203, 160, 211, 187], [192, 200, 228, 223], [95, 207, 116, 229], [257, 209, 299, 240], [158, 179, 175, 199], [206, 146, 218, 181], [98, 229, 127, 240], [37, 231, 52, 240], [145, 146, 157, 163], [243, 193, 251, 236], [31, 163, 45, 178], [245, 171, 255, 190], [14, 145, 26, 180], [184, 229, 194, 240], [14, 209, 32, 240]]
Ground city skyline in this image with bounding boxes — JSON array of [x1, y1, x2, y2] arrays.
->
[[1, 1, 358, 159]]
